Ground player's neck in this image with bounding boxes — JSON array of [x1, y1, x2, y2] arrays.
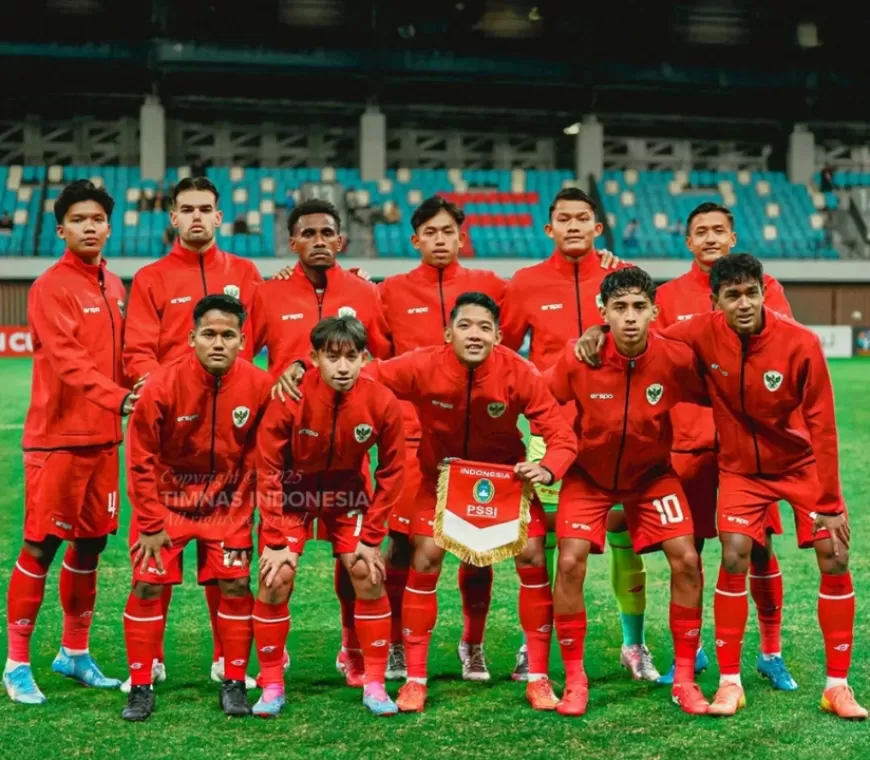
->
[[694, 258, 712, 274], [179, 237, 215, 254], [557, 247, 590, 262], [613, 335, 648, 358], [72, 250, 102, 267], [300, 261, 329, 289]]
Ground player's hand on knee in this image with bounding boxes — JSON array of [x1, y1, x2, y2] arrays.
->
[[813, 512, 850, 555], [352, 542, 386, 586], [575, 326, 606, 367], [514, 461, 553, 485], [224, 548, 252, 569], [260, 546, 297, 588], [132, 529, 171, 574], [272, 361, 306, 403]]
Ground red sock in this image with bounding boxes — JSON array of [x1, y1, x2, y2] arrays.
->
[[59, 547, 98, 652], [819, 572, 855, 679], [402, 569, 439, 680], [517, 566, 553, 677], [671, 603, 703, 684], [750, 552, 783, 655], [335, 560, 359, 651], [458, 564, 493, 646], [713, 568, 748, 676], [123, 594, 163, 686], [217, 593, 254, 681], [205, 584, 224, 661], [6, 550, 49, 663], [555, 611, 587, 686], [386, 565, 409, 645], [253, 599, 290, 688], [355, 595, 391, 685], [157, 585, 173, 662]]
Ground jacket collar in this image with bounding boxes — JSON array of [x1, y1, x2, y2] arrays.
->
[[548, 249, 599, 278], [304, 369, 359, 408], [600, 331, 654, 371], [292, 260, 343, 289], [169, 240, 223, 267], [415, 257, 462, 284], [61, 249, 107, 279], [689, 260, 712, 287], [188, 351, 239, 388], [716, 306, 777, 352], [441, 342, 495, 382]]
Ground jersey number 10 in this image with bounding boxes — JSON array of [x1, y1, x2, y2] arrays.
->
[[653, 494, 684, 525]]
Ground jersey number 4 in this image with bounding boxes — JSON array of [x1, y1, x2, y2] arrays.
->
[[653, 494, 684, 525]]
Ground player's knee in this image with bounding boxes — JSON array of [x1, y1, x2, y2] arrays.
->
[[667, 545, 700, 582], [132, 581, 164, 600], [515, 540, 546, 569], [74, 536, 108, 557], [23, 537, 60, 567], [720, 537, 751, 573], [816, 543, 849, 575], [348, 559, 372, 585], [218, 577, 250, 597], [557, 550, 587, 583]]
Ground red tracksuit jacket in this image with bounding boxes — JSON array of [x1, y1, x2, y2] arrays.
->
[[663, 308, 843, 513], [24, 251, 129, 450], [546, 334, 708, 491], [656, 261, 793, 453], [123, 241, 263, 381], [126, 353, 273, 542], [250, 262, 391, 378], [363, 344, 577, 486], [256, 372, 405, 548]]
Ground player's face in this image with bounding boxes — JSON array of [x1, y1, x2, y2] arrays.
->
[[171, 189, 222, 247], [412, 210, 465, 267], [713, 279, 765, 335], [687, 211, 737, 269], [57, 200, 110, 261], [600, 288, 658, 355], [445, 304, 502, 366], [311, 342, 363, 392], [189, 310, 245, 374], [545, 200, 603, 257], [290, 213, 343, 269]]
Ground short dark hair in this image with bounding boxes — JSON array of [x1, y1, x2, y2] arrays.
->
[[172, 176, 220, 206], [310, 315, 367, 353], [54, 180, 115, 224], [548, 187, 597, 220], [710, 253, 764, 294], [686, 202, 734, 233], [193, 294, 247, 328], [411, 195, 465, 231], [449, 291, 500, 324], [600, 267, 656, 305], [288, 198, 341, 235]]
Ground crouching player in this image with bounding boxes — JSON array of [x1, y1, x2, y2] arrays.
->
[[547, 269, 709, 717], [121, 295, 272, 721], [363, 292, 577, 713], [253, 316, 405, 718]]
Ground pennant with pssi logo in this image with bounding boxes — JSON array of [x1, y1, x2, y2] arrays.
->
[[434, 459, 533, 567]]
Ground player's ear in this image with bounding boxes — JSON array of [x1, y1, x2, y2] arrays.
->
[[309, 349, 319, 367], [169, 209, 179, 229], [710, 291, 719, 310], [457, 229, 467, 248], [56, 224, 64, 240], [106, 223, 111, 240], [238, 330, 247, 350], [593, 220, 603, 236], [544, 223, 554, 240], [598, 302, 607, 320], [443, 326, 452, 344], [494, 326, 503, 345], [651, 303, 660, 322], [188, 328, 196, 348], [410, 233, 421, 251], [214, 209, 223, 226]]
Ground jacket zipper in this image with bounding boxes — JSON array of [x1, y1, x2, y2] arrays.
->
[[740, 339, 763, 474], [462, 369, 474, 457], [199, 255, 208, 295], [316, 398, 341, 508], [573, 263, 583, 336], [196, 375, 221, 512], [438, 269, 447, 328], [611, 359, 634, 490], [98, 269, 120, 439]]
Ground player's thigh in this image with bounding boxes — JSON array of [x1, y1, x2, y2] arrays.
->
[[130, 520, 187, 586], [389, 444, 423, 536], [78, 446, 121, 540], [23, 449, 92, 544], [322, 510, 365, 557], [781, 464, 845, 550], [605, 504, 627, 532], [624, 474, 695, 554], [717, 471, 776, 549], [555, 472, 611, 554], [671, 450, 718, 541], [386, 530, 413, 567]]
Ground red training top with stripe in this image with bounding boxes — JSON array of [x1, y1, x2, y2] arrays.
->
[[122, 241, 263, 382], [250, 262, 392, 378], [546, 334, 708, 491], [363, 344, 577, 486], [663, 308, 843, 513], [378, 258, 507, 441], [256, 372, 405, 548], [126, 353, 272, 540], [655, 260, 793, 453], [24, 250, 129, 450]]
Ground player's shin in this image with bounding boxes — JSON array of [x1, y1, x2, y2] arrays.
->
[[402, 569, 440, 682], [386, 565, 409, 645], [458, 563, 493, 647], [157, 585, 172, 663], [217, 590, 254, 682], [553, 546, 589, 687], [355, 595, 391, 685], [252, 599, 290, 688], [123, 593, 164, 687], [713, 565, 748, 682], [6, 550, 49, 666], [607, 529, 647, 646], [59, 547, 98, 653], [205, 584, 224, 661], [335, 561, 360, 651], [663, 538, 703, 685], [750, 551, 783, 657], [818, 570, 855, 684], [517, 565, 553, 679]]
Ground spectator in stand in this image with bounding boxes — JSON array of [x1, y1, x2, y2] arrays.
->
[[232, 215, 249, 235], [190, 158, 207, 179], [0, 211, 13, 233], [162, 225, 176, 253], [820, 165, 835, 193], [623, 218, 639, 252], [152, 188, 170, 212]]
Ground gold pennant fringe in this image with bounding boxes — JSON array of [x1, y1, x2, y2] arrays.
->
[[433, 463, 534, 568]]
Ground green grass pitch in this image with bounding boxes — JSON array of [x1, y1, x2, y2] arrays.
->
[[0, 357, 868, 759]]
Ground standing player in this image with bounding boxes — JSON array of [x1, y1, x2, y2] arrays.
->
[[364, 292, 577, 713], [122, 175, 263, 690], [546, 268, 709, 717], [499, 188, 653, 682], [654, 202, 795, 688], [252, 316, 405, 718], [4, 181, 138, 704], [252, 197, 391, 688], [377, 196, 507, 682], [657, 254, 864, 719], [120, 295, 272, 721]]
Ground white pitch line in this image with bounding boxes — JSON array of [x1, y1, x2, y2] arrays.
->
[[0, 423, 24, 430]]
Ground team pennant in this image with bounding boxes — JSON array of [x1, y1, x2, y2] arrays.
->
[[434, 459, 533, 567]]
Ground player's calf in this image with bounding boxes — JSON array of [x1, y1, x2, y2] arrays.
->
[[215, 577, 253, 717]]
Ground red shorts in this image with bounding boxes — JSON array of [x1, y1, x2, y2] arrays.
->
[[717, 465, 841, 548], [558, 469, 694, 554], [130, 511, 252, 586], [270, 510, 365, 556], [411, 480, 547, 540], [671, 450, 783, 539], [24, 446, 119, 543], [388, 439, 423, 536]]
